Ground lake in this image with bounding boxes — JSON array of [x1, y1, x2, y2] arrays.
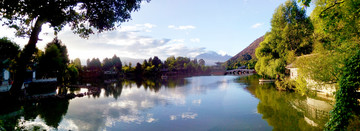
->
[[0, 75, 333, 130]]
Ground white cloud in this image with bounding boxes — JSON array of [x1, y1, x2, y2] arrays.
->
[[217, 50, 228, 56], [170, 115, 177, 120], [168, 25, 196, 30], [190, 38, 200, 43], [251, 23, 263, 28], [119, 23, 156, 32], [53, 24, 205, 61], [181, 112, 198, 119], [192, 99, 201, 105], [1, 22, 205, 62]]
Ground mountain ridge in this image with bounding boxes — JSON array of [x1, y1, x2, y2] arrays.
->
[[225, 35, 264, 69]]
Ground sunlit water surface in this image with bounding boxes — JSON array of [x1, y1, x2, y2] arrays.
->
[[1, 75, 333, 130]]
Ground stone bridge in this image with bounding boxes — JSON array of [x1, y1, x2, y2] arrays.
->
[[225, 69, 255, 75]]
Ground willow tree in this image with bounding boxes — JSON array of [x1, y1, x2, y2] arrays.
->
[[255, 0, 313, 78], [0, 0, 149, 94]]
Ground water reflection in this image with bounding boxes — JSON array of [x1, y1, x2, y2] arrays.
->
[[0, 99, 69, 130], [0, 76, 335, 130], [238, 75, 333, 130]]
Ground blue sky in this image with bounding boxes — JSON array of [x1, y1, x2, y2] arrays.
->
[[0, 0, 314, 61]]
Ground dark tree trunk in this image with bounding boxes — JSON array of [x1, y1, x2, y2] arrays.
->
[[10, 18, 45, 95]]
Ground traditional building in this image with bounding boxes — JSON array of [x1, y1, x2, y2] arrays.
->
[[286, 56, 336, 97]]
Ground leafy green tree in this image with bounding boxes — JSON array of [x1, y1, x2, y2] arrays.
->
[[325, 50, 360, 130], [296, 0, 360, 83], [73, 58, 82, 70], [1, 0, 149, 94], [164, 56, 176, 71], [255, 0, 313, 78], [294, 0, 360, 129], [65, 63, 79, 85]]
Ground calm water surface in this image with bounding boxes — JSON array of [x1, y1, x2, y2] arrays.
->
[[1, 75, 333, 130]]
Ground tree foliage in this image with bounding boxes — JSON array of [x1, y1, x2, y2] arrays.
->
[[291, 0, 360, 129], [87, 58, 101, 71], [37, 38, 69, 84], [1, 0, 149, 94], [296, 0, 360, 83], [255, 0, 313, 78], [0, 37, 20, 70], [73, 58, 81, 69], [325, 50, 360, 130], [0, 0, 149, 37]]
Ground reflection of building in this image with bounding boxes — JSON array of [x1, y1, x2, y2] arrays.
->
[[291, 97, 332, 127]]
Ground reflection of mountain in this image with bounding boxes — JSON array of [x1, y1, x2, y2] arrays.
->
[[195, 51, 232, 65], [239, 76, 332, 130]]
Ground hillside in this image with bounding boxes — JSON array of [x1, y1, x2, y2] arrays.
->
[[226, 35, 264, 69], [228, 35, 264, 61]]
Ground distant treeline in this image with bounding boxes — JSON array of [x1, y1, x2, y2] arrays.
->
[[0, 37, 212, 86], [80, 55, 211, 81]]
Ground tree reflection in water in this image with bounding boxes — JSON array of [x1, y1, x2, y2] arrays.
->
[[0, 99, 69, 130], [0, 76, 335, 130], [238, 75, 333, 130], [0, 77, 188, 130]]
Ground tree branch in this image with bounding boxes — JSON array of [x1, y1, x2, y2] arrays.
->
[[320, 1, 345, 16]]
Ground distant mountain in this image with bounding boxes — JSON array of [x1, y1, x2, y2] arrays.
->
[[225, 35, 264, 68], [228, 35, 264, 62], [195, 51, 232, 65]]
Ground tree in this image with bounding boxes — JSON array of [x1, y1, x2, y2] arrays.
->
[[73, 58, 82, 70], [198, 59, 205, 66], [102, 58, 113, 71], [65, 63, 79, 85], [294, 0, 360, 129], [112, 55, 122, 72], [134, 63, 143, 76], [0, 37, 20, 84], [255, 0, 313, 78], [151, 56, 162, 68], [0, 37, 20, 70], [325, 50, 360, 130], [87, 58, 101, 71], [1, 0, 149, 94], [164, 56, 176, 71], [37, 44, 63, 79], [37, 38, 69, 84]]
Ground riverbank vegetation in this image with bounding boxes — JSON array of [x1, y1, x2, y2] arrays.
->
[[255, 0, 359, 129]]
